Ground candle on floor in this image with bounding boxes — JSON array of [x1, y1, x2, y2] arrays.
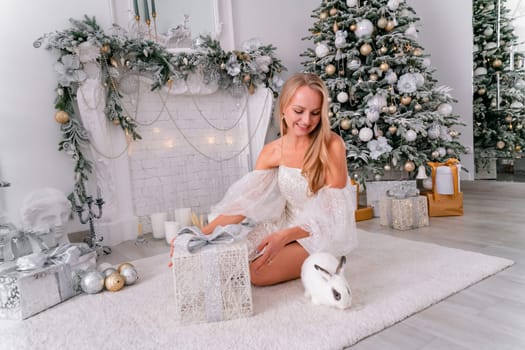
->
[[174, 208, 192, 227], [150, 212, 168, 239]]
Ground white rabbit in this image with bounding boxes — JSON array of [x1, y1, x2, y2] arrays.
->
[[301, 252, 352, 309]]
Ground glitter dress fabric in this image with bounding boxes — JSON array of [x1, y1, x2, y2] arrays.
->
[[210, 166, 358, 257]]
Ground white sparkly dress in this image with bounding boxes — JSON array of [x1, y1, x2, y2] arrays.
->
[[210, 166, 358, 257]]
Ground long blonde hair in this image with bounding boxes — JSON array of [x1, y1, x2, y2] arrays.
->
[[278, 73, 332, 194]]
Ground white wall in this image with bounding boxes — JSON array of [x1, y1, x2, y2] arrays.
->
[[0, 0, 475, 234], [0, 1, 114, 230]]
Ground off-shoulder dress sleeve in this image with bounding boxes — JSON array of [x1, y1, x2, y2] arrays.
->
[[296, 182, 358, 257], [210, 169, 286, 223]]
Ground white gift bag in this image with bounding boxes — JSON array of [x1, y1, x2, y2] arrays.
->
[[435, 164, 461, 195]]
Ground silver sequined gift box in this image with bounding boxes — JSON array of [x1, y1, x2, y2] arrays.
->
[[0, 248, 96, 320], [379, 196, 429, 231], [365, 180, 417, 217], [170, 239, 253, 325]]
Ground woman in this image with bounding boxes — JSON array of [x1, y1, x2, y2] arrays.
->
[[201, 73, 357, 286]]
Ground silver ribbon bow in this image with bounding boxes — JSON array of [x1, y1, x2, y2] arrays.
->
[[174, 224, 251, 253], [15, 243, 91, 271], [386, 183, 420, 199]]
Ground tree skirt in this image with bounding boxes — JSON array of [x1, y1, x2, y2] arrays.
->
[[1, 230, 513, 349]]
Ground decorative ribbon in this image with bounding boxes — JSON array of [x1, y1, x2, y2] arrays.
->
[[427, 158, 460, 201], [386, 183, 419, 199], [15, 243, 90, 271]]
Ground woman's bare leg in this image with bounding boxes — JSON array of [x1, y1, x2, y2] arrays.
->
[[249, 242, 309, 286]]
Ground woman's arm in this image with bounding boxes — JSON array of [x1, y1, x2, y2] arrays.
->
[[201, 214, 245, 234]]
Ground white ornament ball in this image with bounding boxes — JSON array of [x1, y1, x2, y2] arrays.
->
[[496, 141, 506, 149], [515, 79, 525, 89], [437, 103, 453, 116], [422, 177, 433, 190], [428, 125, 440, 139], [80, 270, 105, 294], [347, 59, 361, 70], [484, 28, 494, 37], [315, 43, 330, 58], [354, 19, 374, 38], [346, 0, 358, 7], [384, 164, 391, 171], [120, 267, 139, 285], [358, 127, 374, 142], [431, 151, 439, 159], [510, 101, 524, 109], [97, 262, 112, 273], [405, 130, 417, 142], [414, 103, 422, 111], [474, 67, 488, 76], [437, 147, 447, 157], [337, 91, 349, 103], [351, 128, 359, 135], [366, 110, 380, 122], [374, 174, 383, 181]]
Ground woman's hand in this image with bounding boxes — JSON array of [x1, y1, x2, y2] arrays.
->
[[251, 230, 290, 272]]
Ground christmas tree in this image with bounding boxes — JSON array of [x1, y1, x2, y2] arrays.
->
[[473, 0, 525, 165], [301, 0, 466, 182]]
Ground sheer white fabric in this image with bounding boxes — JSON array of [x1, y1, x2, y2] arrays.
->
[[210, 166, 358, 257]]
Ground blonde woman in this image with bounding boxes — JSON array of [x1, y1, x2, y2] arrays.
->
[[202, 73, 357, 286]]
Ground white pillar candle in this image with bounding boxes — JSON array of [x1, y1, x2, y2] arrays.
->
[[174, 207, 192, 227], [164, 221, 181, 245], [150, 212, 168, 239]]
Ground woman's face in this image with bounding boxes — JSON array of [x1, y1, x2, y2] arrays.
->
[[283, 85, 322, 137]]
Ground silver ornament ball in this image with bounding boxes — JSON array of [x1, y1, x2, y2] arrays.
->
[[103, 267, 118, 277], [80, 270, 105, 294], [120, 267, 139, 286]]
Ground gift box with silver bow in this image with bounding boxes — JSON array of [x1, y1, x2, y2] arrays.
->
[[0, 243, 96, 320], [170, 225, 253, 325], [379, 185, 429, 231], [365, 180, 417, 217]]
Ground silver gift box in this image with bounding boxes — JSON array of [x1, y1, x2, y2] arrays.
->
[[365, 180, 417, 217], [0, 249, 96, 320]]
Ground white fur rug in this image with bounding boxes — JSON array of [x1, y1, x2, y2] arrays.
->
[[1, 230, 513, 350]]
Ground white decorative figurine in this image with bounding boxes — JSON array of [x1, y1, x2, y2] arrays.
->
[[20, 187, 71, 245], [301, 252, 352, 310]]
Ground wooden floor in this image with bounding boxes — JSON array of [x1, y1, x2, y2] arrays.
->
[[99, 180, 525, 350]]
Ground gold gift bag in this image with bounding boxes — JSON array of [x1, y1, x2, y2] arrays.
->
[[351, 179, 373, 221], [426, 159, 464, 217]]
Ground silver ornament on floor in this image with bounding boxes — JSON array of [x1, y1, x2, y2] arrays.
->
[[120, 266, 139, 285], [103, 267, 118, 277], [80, 270, 105, 294]]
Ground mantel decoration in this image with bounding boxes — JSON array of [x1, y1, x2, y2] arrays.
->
[[34, 16, 286, 204]]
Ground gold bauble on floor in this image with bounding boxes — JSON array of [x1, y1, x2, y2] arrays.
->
[[105, 272, 126, 292]]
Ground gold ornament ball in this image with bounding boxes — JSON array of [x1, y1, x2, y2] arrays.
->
[[328, 112, 334, 117], [384, 164, 391, 171], [320, 12, 328, 20], [388, 125, 398, 134], [449, 129, 459, 137], [496, 140, 506, 149], [351, 128, 359, 136], [477, 88, 486, 95], [112, 119, 120, 125], [329, 7, 338, 16], [243, 74, 251, 83], [422, 96, 429, 103], [414, 103, 423, 111], [333, 22, 339, 32], [505, 115, 513, 123], [54, 110, 70, 124], [492, 58, 503, 68], [379, 46, 388, 54], [105, 272, 125, 292], [349, 23, 357, 31], [377, 17, 388, 29], [400, 95, 412, 106], [388, 105, 397, 114], [360, 43, 372, 56], [381, 106, 389, 113], [385, 20, 395, 31], [100, 44, 111, 54], [325, 64, 336, 75], [117, 262, 135, 273], [413, 48, 423, 56], [340, 119, 352, 130], [379, 62, 390, 72], [517, 124, 523, 130], [369, 73, 378, 81], [404, 161, 416, 172], [516, 145, 522, 151]]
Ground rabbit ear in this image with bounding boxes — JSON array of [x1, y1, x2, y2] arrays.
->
[[335, 256, 346, 275], [314, 264, 332, 281]]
